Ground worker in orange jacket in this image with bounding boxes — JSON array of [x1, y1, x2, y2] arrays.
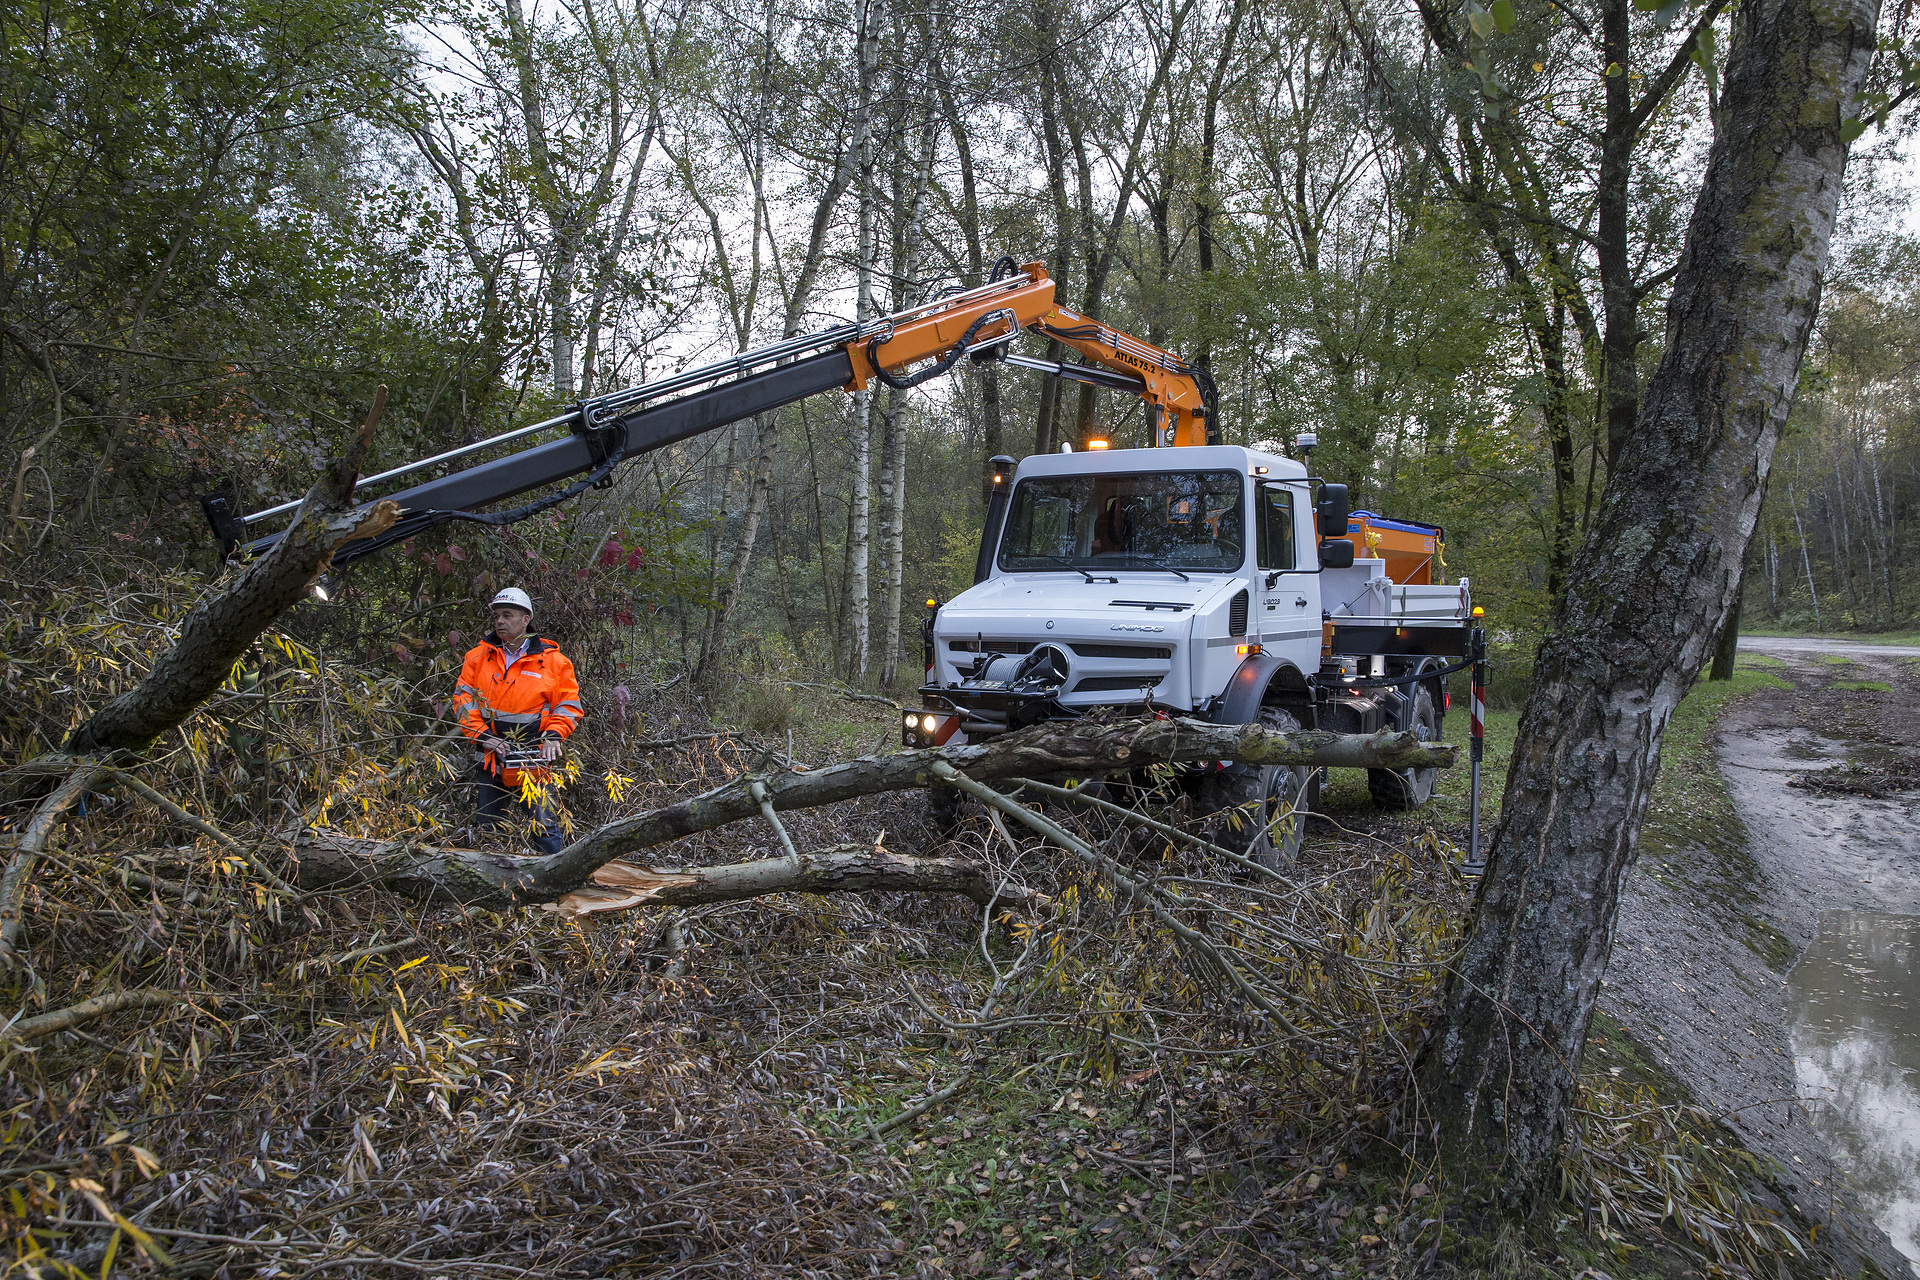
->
[[451, 588, 584, 853]]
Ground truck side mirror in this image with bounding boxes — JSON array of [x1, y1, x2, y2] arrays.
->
[[1315, 482, 1350, 534], [1318, 538, 1355, 569]]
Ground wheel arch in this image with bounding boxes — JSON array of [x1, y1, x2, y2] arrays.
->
[[1207, 653, 1317, 730]]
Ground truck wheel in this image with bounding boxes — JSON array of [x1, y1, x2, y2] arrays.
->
[[926, 785, 964, 838], [1200, 704, 1311, 869], [1368, 683, 1439, 810]]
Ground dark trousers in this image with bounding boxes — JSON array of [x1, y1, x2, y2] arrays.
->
[[475, 767, 565, 854]]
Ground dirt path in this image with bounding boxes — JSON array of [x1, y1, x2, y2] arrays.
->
[[1597, 638, 1920, 1278]]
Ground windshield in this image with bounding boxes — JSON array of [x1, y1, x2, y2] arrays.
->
[[998, 470, 1246, 572]]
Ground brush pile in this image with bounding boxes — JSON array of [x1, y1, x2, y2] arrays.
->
[[0, 555, 1826, 1277]]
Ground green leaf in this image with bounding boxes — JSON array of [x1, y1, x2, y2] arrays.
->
[[1604, 61, 1624, 76], [1468, 5, 1496, 37], [1840, 117, 1867, 142], [1491, 0, 1516, 31], [1653, 0, 1685, 28], [1690, 24, 1717, 77]]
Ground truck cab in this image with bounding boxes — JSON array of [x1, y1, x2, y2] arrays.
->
[[912, 443, 1473, 864], [927, 445, 1321, 725]]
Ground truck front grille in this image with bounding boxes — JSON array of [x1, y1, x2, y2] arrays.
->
[[1072, 674, 1167, 693], [947, 639, 1039, 654], [1067, 642, 1172, 659]]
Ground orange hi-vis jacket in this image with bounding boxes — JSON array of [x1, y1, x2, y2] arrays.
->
[[452, 633, 583, 784]]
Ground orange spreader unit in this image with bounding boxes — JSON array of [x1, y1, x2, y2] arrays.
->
[[1345, 510, 1444, 585]]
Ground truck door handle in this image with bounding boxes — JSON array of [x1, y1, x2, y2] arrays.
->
[[1294, 596, 1308, 608]]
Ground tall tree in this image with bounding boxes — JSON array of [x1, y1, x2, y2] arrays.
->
[[846, 0, 884, 678], [1419, 0, 1879, 1199]]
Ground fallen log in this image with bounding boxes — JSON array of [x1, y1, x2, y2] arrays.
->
[[292, 717, 1456, 907], [540, 843, 1047, 916]]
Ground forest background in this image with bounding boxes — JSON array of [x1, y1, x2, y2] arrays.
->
[[3, 0, 1917, 716], [0, 0, 1909, 1271]]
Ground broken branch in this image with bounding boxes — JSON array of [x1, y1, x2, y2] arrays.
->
[[291, 717, 1454, 907], [2, 988, 197, 1044], [66, 388, 394, 753], [0, 766, 106, 957], [540, 844, 1045, 916]]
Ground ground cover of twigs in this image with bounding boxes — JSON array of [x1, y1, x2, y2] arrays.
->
[[0, 561, 1844, 1278]]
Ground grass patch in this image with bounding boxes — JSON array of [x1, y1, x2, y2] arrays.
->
[[1583, 1008, 1688, 1097], [1817, 652, 1856, 665], [1739, 914, 1797, 971], [1638, 663, 1791, 869], [1830, 679, 1893, 692]]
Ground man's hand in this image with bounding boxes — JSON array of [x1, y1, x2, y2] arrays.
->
[[539, 737, 563, 763], [481, 735, 511, 758]]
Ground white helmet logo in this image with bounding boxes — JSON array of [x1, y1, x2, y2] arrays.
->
[[491, 587, 533, 616]]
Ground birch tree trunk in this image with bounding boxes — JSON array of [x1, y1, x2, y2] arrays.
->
[[1032, 20, 1072, 458], [1792, 481, 1823, 627], [935, 57, 1004, 505], [846, 0, 883, 679], [877, 78, 937, 690], [1419, 0, 1877, 1200], [1066, 0, 1197, 444], [498, 0, 637, 400], [688, 0, 861, 689]]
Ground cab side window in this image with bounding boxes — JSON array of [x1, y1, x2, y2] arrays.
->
[[1256, 485, 1295, 571]]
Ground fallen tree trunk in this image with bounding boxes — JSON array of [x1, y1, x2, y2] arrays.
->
[[538, 843, 1049, 916], [65, 389, 397, 754], [292, 718, 1456, 907]]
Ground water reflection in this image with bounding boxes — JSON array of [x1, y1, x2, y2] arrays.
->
[[1787, 911, 1920, 1273]]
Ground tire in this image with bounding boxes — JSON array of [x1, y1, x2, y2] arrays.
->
[[926, 785, 964, 838], [1368, 681, 1439, 810], [1199, 704, 1312, 869]]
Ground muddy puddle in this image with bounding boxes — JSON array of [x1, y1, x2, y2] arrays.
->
[[1787, 913, 1920, 1272]]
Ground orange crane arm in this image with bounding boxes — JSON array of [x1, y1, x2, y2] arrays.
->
[[844, 261, 1216, 448], [213, 259, 1216, 566]]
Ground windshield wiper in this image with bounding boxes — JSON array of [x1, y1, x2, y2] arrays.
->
[[1117, 560, 1191, 582], [1022, 555, 1116, 583]]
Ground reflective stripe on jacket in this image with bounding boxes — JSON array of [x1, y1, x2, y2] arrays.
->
[[452, 633, 583, 783]]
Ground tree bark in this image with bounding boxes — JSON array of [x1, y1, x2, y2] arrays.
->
[[290, 718, 1455, 907], [1708, 587, 1742, 680], [845, 0, 883, 680], [546, 844, 1048, 916], [1419, 0, 1877, 1202], [66, 392, 395, 753]]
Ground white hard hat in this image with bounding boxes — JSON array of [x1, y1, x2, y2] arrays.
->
[[490, 587, 533, 616]]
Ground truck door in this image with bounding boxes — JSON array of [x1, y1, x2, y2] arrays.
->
[[1255, 483, 1319, 673]]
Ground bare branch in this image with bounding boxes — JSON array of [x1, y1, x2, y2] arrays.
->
[[66, 389, 395, 754], [2, 988, 197, 1044], [289, 718, 1456, 906]]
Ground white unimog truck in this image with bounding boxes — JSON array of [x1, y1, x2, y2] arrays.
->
[[906, 441, 1476, 865]]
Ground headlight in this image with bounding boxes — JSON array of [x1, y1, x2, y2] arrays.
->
[[904, 712, 917, 728], [921, 714, 939, 732]]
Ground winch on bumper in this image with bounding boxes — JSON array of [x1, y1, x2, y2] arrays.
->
[[905, 644, 1084, 747]]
